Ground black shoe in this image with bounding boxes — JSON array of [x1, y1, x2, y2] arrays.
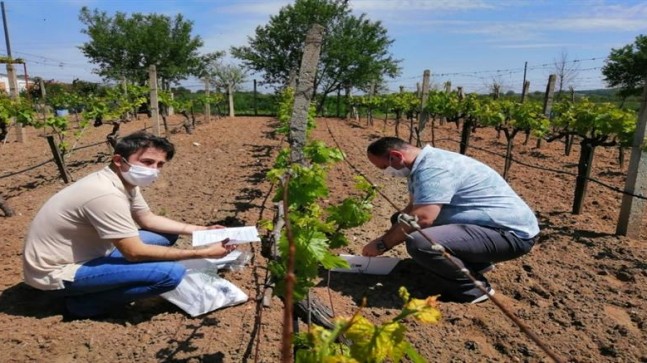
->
[[62, 305, 111, 322], [470, 287, 495, 304]]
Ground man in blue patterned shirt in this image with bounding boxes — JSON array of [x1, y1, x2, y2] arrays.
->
[[362, 137, 539, 303]]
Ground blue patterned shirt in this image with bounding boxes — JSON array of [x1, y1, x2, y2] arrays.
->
[[407, 145, 539, 239]]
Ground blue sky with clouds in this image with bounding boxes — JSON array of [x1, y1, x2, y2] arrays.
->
[[2, 0, 646, 94]]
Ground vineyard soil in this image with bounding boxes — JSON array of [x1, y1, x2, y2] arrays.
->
[[1, 115, 646, 362]]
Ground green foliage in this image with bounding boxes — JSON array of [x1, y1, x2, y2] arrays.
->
[[430, 91, 463, 123], [0, 96, 36, 127], [295, 287, 441, 362], [267, 88, 375, 301], [83, 84, 148, 123], [79, 7, 203, 85], [231, 0, 400, 103], [492, 100, 550, 137], [230, 91, 279, 116], [602, 34, 647, 99], [382, 92, 419, 119], [552, 98, 636, 142], [275, 88, 316, 135]]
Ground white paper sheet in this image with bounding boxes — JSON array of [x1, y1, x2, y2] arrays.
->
[[192, 226, 261, 247], [331, 254, 400, 275], [179, 250, 244, 270]]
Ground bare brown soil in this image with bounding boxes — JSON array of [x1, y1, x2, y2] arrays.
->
[[0, 114, 646, 362]]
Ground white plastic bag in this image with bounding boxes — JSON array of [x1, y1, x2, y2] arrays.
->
[[160, 258, 248, 317]]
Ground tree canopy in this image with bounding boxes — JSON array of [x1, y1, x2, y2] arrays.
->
[[78, 7, 204, 87], [231, 0, 400, 104], [602, 34, 647, 100]]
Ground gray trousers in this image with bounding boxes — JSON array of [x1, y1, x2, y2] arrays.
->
[[405, 224, 535, 302]]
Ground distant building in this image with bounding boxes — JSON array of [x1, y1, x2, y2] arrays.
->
[[0, 73, 31, 94]]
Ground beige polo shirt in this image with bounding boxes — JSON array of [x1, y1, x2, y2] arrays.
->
[[22, 166, 150, 290]]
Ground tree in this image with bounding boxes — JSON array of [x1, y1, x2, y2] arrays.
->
[[210, 63, 247, 117], [231, 0, 400, 111], [484, 75, 508, 100], [602, 34, 647, 101], [553, 50, 579, 99], [78, 7, 203, 87]]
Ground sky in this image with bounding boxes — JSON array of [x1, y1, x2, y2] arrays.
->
[[1, 0, 646, 95]]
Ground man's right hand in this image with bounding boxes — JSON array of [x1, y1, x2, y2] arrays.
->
[[198, 238, 237, 258]]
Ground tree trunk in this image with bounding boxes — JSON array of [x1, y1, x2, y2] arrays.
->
[[228, 83, 235, 118], [565, 134, 575, 156]]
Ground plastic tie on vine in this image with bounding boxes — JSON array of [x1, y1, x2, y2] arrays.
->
[[397, 213, 420, 229], [431, 244, 446, 252]]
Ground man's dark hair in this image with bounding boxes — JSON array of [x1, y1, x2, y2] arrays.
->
[[114, 131, 175, 161], [367, 137, 409, 157]]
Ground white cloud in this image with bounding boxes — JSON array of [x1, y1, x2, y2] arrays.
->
[[495, 43, 579, 49], [547, 18, 647, 32], [351, 0, 492, 12], [217, 1, 291, 16]]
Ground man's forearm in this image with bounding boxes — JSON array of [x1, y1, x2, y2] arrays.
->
[[381, 222, 414, 249], [136, 213, 205, 235]]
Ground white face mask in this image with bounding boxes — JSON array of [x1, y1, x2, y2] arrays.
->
[[383, 155, 411, 178], [120, 159, 160, 187]]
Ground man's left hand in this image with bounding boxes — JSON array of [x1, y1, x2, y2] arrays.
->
[[362, 238, 384, 257]]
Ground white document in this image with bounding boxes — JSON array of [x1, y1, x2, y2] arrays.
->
[[180, 250, 244, 270], [331, 254, 400, 275], [192, 226, 261, 247]]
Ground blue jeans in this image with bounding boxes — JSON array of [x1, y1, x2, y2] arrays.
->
[[61, 230, 186, 318], [405, 224, 535, 302]]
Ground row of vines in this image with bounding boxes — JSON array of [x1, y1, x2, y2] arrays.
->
[[1, 84, 225, 156]]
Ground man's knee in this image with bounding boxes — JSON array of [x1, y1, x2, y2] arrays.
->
[[405, 236, 443, 262], [160, 263, 186, 290]]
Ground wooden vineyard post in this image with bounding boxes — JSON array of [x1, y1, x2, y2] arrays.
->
[[536, 74, 556, 149], [521, 81, 531, 145], [282, 23, 325, 363], [1, 2, 24, 143], [7, 62, 23, 142], [367, 82, 375, 126], [416, 70, 431, 146], [46, 135, 71, 184], [253, 79, 258, 116], [521, 80, 530, 103], [148, 65, 161, 136], [288, 24, 323, 165], [204, 79, 211, 123], [616, 78, 647, 237], [520, 61, 528, 102]]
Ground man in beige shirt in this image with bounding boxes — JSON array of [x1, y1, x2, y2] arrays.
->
[[23, 131, 236, 319]]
